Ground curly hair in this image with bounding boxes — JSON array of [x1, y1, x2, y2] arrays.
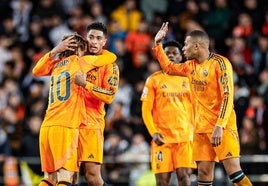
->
[[58, 33, 87, 59]]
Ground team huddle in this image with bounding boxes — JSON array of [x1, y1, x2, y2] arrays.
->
[[32, 21, 252, 186]]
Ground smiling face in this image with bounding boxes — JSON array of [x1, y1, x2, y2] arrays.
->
[[86, 29, 107, 55]]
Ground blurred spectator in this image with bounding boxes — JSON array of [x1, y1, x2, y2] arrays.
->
[[107, 20, 127, 54], [203, 0, 231, 53], [24, 80, 48, 116], [257, 69, 268, 107], [149, 12, 165, 37], [0, 128, 11, 181], [103, 131, 129, 185], [166, 0, 187, 17], [125, 20, 152, 67], [234, 83, 250, 129], [233, 13, 253, 38], [0, 128, 12, 159], [59, 0, 80, 15], [140, 0, 168, 23], [68, 5, 93, 37], [32, 0, 65, 25], [10, 0, 33, 42], [227, 36, 256, 87], [241, 0, 265, 32], [262, 11, 268, 36], [107, 77, 133, 119], [1, 86, 25, 155], [117, 133, 150, 186], [245, 94, 267, 153], [184, 19, 205, 34], [110, 0, 143, 32], [0, 35, 13, 82], [105, 101, 125, 132], [101, 0, 125, 16], [48, 14, 73, 46], [0, 129, 19, 186], [1, 15, 19, 46], [90, 2, 107, 24], [130, 79, 145, 119], [239, 116, 261, 155], [19, 115, 42, 176], [178, 0, 202, 32], [26, 16, 52, 54], [252, 34, 268, 74]]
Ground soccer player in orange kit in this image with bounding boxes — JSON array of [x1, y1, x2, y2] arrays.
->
[[141, 40, 196, 186], [152, 22, 252, 186], [32, 33, 116, 186], [74, 22, 119, 186]]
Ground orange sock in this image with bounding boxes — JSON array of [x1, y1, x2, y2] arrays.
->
[[39, 178, 56, 186], [234, 176, 252, 186]]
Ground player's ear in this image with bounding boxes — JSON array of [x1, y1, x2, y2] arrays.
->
[[102, 38, 107, 48]]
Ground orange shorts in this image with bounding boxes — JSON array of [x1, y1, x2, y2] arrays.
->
[[193, 128, 240, 162], [39, 126, 79, 172], [151, 141, 196, 174], [78, 123, 104, 163]]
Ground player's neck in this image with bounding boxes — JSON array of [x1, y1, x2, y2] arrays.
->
[[197, 50, 210, 64]]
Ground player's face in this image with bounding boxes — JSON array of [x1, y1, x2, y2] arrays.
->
[[86, 29, 107, 55], [164, 46, 182, 63], [182, 36, 198, 60]]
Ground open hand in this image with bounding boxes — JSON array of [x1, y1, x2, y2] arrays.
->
[[154, 22, 169, 46], [211, 126, 223, 147]]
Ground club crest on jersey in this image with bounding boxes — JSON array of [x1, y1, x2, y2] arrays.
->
[[182, 81, 188, 88], [203, 69, 208, 77]]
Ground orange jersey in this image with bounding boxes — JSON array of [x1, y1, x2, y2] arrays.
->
[[141, 71, 193, 143], [153, 45, 237, 133], [82, 63, 119, 131], [32, 52, 86, 128], [83, 62, 120, 131], [32, 50, 118, 129]]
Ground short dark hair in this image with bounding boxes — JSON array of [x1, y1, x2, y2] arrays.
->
[[187, 30, 209, 47], [163, 40, 183, 54], [187, 30, 209, 38], [86, 22, 107, 36]]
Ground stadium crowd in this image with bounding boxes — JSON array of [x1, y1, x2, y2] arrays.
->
[[0, 0, 268, 185]]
